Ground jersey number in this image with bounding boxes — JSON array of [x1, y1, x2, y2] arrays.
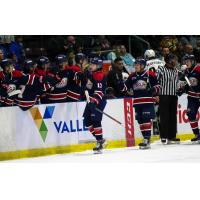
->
[[97, 83, 102, 88]]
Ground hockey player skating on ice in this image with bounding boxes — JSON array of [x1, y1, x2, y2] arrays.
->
[[122, 58, 161, 149], [179, 54, 200, 143], [83, 57, 107, 153]]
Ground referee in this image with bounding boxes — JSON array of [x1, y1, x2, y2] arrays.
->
[[157, 53, 180, 144]]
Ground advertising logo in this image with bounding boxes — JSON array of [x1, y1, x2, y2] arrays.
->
[[30, 106, 55, 142]]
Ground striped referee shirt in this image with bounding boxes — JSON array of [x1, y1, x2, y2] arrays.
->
[[157, 65, 179, 96]]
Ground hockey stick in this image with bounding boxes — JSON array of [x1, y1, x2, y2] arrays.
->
[[85, 90, 124, 127]]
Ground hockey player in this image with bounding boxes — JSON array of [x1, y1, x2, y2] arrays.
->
[[180, 54, 200, 143], [83, 57, 107, 153], [34, 56, 51, 104], [144, 49, 164, 136], [45, 54, 69, 103], [14, 59, 52, 110], [122, 58, 161, 149], [35, 56, 50, 77], [144, 49, 165, 73], [0, 59, 24, 106], [65, 53, 85, 102]]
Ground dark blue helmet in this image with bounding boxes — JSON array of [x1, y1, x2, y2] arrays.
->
[[75, 53, 86, 64], [23, 59, 35, 74], [182, 54, 195, 61], [135, 58, 146, 67], [1, 58, 14, 70], [36, 56, 50, 68], [90, 57, 103, 70], [55, 54, 67, 65]]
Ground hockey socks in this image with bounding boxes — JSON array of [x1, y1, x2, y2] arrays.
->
[[139, 121, 152, 140], [189, 120, 199, 136]]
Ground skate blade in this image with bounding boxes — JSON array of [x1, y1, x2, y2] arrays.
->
[[139, 146, 151, 150], [167, 141, 180, 145], [192, 140, 200, 144], [93, 150, 103, 154]]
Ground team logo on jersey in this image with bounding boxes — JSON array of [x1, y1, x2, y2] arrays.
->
[[133, 80, 147, 90], [189, 77, 198, 86], [55, 78, 68, 88], [30, 106, 55, 142]]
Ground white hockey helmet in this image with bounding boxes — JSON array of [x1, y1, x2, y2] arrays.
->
[[144, 49, 155, 59]]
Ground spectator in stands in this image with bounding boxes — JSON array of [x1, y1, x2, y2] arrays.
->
[[107, 45, 121, 63], [175, 41, 185, 62], [160, 36, 178, 53], [120, 45, 135, 74], [184, 44, 193, 55], [64, 36, 77, 56], [9, 36, 25, 65], [0, 36, 8, 58], [0, 49, 4, 62], [107, 57, 127, 98], [160, 46, 170, 61], [0, 49, 4, 71], [12, 53, 22, 71], [93, 35, 111, 51]]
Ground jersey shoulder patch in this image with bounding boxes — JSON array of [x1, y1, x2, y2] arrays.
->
[[67, 65, 82, 73], [0, 71, 5, 79], [12, 70, 24, 78], [93, 71, 104, 81], [147, 70, 156, 77], [194, 65, 200, 73]]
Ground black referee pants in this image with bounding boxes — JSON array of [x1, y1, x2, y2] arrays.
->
[[159, 95, 178, 140]]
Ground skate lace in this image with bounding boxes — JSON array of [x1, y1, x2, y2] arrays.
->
[[96, 141, 101, 148], [143, 139, 149, 144]]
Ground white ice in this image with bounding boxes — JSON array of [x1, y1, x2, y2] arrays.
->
[[6, 140, 200, 163]]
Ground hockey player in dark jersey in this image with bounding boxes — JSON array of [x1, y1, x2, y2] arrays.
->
[[0, 58, 52, 110], [34, 56, 52, 104], [179, 54, 200, 143], [65, 53, 85, 102], [35, 56, 50, 77], [45, 54, 69, 103], [14, 59, 52, 110], [122, 58, 161, 149], [0, 59, 24, 107], [83, 57, 107, 153]]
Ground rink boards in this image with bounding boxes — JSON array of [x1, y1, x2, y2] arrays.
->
[[0, 95, 195, 160]]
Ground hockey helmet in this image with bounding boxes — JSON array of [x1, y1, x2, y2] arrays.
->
[[23, 59, 36, 74], [55, 54, 67, 65], [1, 58, 14, 70], [135, 58, 146, 67], [75, 53, 86, 64], [144, 49, 155, 59], [36, 56, 50, 69], [90, 57, 103, 70]]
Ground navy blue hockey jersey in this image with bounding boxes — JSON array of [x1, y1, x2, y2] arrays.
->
[[85, 71, 107, 105], [122, 70, 161, 105], [184, 64, 200, 98]]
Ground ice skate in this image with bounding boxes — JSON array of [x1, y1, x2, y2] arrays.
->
[[139, 138, 151, 150], [93, 139, 107, 154], [191, 134, 200, 144]]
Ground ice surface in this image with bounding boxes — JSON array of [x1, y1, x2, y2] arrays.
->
[[6, 140, 200, 163]]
